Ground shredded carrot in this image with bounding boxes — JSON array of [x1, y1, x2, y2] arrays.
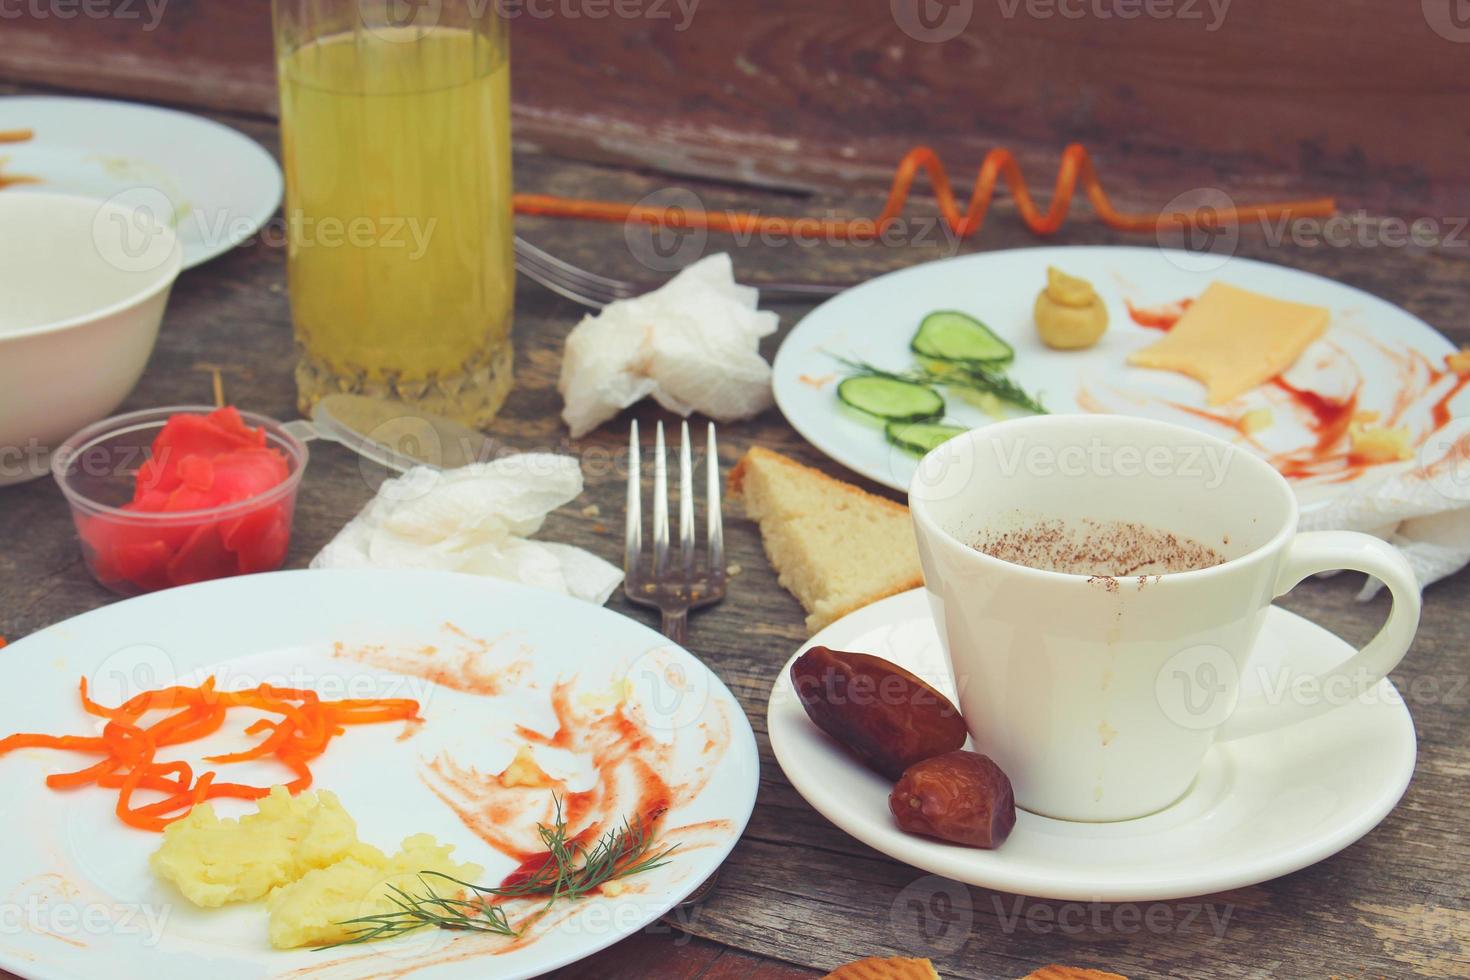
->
[[513, 143, 1336, 242], [0, 676, 419, 831], [0, 129, 31, 144]]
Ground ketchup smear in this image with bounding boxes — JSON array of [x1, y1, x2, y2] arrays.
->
[[1126, 298, 1193, 331], [80, 407, 294, 593]]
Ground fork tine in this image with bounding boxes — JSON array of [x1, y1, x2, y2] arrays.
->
[[515, 236, 629, 290], [679, 421, 695, 579], [514, 246, 619, 309], [625, 419, 641, 577], [707, 421, 723, 576], [514, 237, 624, 307], [653, 421, 670, 578]]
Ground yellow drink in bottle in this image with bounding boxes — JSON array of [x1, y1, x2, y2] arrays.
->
[[276, 24, 514, 426]]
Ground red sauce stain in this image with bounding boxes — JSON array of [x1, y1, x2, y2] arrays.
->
[[336, 626, 527, 697], [1270, 377, 1358, 454], [1126, 297, 1193, 331], [1431, 361, 1470, 430], [1164, 402, 1263, 446]]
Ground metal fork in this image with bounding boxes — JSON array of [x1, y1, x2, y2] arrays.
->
[[625, 418, 727, 911], [516, 235, 851, 309], [623, 419, 726, 647]]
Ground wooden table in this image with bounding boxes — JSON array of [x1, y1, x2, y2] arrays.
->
[[1, 89, 1467, 980]]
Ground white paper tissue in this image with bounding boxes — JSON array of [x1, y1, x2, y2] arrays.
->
[[558, 253, 780, 437], [1300, 429, 1470, 599], [312, 454, 623, 604]]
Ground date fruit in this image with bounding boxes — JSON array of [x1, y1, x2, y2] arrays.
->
[[889, 750, 1016, 849], [790, 645, 967, 779]]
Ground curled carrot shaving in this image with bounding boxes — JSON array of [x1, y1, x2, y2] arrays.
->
[[513, 143, 1336, 242], [0, 676, 419, 831], [0, 129, 31, 143]]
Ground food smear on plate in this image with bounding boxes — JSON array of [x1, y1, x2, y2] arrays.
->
[[78, 406, 295, 593], [0, 127, 39, 189], [335, 623, 732, 872], [0, 676, 418, 830], [1034, 266, 1109, 350], [1125, 296, 1193, 331], [1128, 282, 1330, 404]]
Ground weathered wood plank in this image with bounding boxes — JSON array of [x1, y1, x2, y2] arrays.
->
[[0, 1, 1466, 214], [0, 93, 1466, 980]]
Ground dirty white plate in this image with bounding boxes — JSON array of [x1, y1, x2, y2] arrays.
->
[[768, 589, 1416, 902], [0, 96, 283, 269], [771, 246, 1466, 511], [0, 570, 758, 979]]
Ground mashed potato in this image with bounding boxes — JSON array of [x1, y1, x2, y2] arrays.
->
[[150, 786, 358, 907], [151, 786, 483, 949], [266, 834, 482, 949]]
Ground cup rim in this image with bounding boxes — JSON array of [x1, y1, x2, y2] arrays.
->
[[0, 191, 184, 341], [51, 405, 310, 524], [907, 414, 1300, 585]]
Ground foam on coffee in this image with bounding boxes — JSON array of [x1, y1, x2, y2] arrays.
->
[[973, 516, 1225, 576]]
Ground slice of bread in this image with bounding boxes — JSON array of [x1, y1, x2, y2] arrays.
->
[[728, 447, 922, 634], [822, 957, 942, 980]]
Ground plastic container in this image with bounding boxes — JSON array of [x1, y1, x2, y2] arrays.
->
[[51, 406, 309, 595]]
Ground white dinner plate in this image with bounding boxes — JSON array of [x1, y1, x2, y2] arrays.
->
[[0, 570, 758, 979], [771, 246, 1466, 510], [0, 96, 283, 269], [767, 589, 1416, 902]]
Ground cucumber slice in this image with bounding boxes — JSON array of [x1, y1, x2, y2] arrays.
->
[[837, 376, 944, 423], [912, 311, 1014, 364], [885, 421, 969, 456]]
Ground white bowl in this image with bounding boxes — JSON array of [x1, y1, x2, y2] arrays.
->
[[0, 192, 182, 486]]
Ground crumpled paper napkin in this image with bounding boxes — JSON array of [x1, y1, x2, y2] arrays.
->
[[312, 454, 622, 604], [558, 252, 779, 437], [1299, 435, 1470, 599]]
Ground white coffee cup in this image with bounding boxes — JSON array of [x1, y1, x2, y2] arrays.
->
[[908, 414, 1421, 822]]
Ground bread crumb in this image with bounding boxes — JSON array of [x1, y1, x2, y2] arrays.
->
[[581, 504, 601, 517], [726, 562, 742, 576]]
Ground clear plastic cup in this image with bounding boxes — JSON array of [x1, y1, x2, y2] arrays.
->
[[51, 406, 309, 595]]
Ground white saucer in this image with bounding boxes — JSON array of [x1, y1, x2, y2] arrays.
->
[[767, 589, 1416, 902]]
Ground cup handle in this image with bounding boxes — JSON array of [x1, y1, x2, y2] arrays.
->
[[1215, 531, 1421, 742]]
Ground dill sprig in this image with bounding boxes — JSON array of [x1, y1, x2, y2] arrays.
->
[[836, 356, 1047, 415], [324, 797, 677, 949]]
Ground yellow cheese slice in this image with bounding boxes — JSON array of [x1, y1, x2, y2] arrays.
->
[[1127, 281, 1329, 404]]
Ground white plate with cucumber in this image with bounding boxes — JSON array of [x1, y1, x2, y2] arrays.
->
[[770, 245, 1467, 510]]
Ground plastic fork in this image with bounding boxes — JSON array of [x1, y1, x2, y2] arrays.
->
[[623, 419, 726, 646]]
